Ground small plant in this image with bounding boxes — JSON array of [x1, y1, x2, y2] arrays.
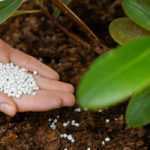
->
[[0, 0, 43, 24], [77, 0, 150, 128], [109, 0, 150, 44]]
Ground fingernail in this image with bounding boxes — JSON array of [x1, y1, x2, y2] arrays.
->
[[0, 103, 14, 116]]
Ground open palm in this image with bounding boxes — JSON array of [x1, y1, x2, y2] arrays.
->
[[0, 39, 75, 116]]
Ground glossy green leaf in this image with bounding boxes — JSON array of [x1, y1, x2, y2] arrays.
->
[[122, 0, 150, 31], [126, 87, 150, 127], [0, 0, 23, 24], [0, 0, 11, 9], [109, 17, 150, 45], [77, 37, 150, 110]]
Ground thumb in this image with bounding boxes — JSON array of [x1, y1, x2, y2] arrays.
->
[[0, 93, 17, 117]]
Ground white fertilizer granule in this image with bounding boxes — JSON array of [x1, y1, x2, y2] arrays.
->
[[0, 62, 39, 98]]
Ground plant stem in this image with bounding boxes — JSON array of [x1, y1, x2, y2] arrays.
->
[[37, 2, 91, 49], [51, 0, 99, 43], [34, 0, 108, 54], [51, 0, 108, 54], [12, 10, 41, 17]]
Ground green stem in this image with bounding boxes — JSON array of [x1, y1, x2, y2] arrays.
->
[[12, 9, 42, 17]]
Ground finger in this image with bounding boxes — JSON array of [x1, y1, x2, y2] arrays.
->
[[0, 39, 10, 63], [10, 49, 59, 80], [0, 92, 17, 117], [13, 90, 63, 112], [35, 75, 74, 93], [48, 90, 75, 107]]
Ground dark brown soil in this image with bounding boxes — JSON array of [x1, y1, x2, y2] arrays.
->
[[0, 0, 149, 150]]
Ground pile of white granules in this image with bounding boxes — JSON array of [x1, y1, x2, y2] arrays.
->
[[0, 62, 39, 98]]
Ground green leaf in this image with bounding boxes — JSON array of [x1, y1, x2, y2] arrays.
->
[[109, 17, 150, 45], [122, 0, 150, 31], [0, 0, 23, 24], [0, 0, 12, 9], [77, 37, 150, 110], [126, 87, 150, 127]]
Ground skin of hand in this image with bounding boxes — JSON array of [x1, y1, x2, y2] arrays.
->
[[0, 39, 75, 117]]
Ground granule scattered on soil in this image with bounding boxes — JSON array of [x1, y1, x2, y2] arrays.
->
[[74, 107, 81, 112]]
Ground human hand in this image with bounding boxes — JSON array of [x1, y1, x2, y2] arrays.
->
[[0, 39, 75, 117]]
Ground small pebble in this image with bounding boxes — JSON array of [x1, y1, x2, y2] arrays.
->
[[63, 121, 70, 127], [48, 117, 59, 130], [101, 141, 105, 145], [71, 120, 80, 127], [105, 119, 110, 123], [105, 137, 111, 142], [74, 107, 81, 112], [60, 133, 75, 143]]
